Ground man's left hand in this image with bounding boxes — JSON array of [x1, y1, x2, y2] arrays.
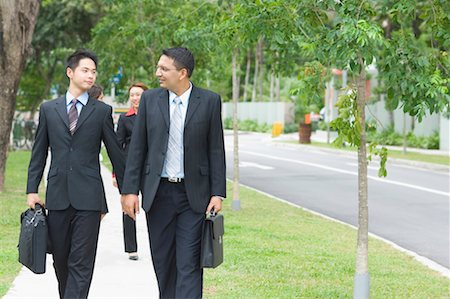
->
[[206, 196, 222, 214]]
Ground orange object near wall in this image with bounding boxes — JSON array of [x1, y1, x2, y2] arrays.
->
[[304, 114, 311, 124]]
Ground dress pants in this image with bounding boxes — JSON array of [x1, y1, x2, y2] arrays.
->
[[146, 180, 205, 299], [123, 213, 137, 253], [47, 205, 101, 299]]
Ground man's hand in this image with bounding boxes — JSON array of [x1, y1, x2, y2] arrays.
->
[[27, 193, 44, 209], [112, 177, 118, 188], [121, 194, 139, 220], [206, 196, 222, 214]]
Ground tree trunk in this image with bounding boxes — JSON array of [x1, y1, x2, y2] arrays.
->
[[243, 48, 251, 102], [0, 0, 41, 191], [354, 59, 370, 299], [257, 38, 264, 101], [231, 47, 240, 211], [251, 41, 259, 102], [275, 74, 280, 102], [269, 69, 274, 101]]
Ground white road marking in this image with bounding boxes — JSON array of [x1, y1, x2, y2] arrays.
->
[[239, 150, 450, 197], [347, 162, 379, 171], [239, 161, 274, 170]]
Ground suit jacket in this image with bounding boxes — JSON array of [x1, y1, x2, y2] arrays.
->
[[26, 96, 125, 211], [121, 86, 226, 213], [116, 112, 136, 156]]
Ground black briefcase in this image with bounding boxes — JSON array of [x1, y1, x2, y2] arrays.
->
[[200, 212, 224, 268], [18, 204, 48, 274]]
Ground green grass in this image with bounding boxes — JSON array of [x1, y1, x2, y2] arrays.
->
[[0, 151, 33, 297], [204, 184, 449, 298], [281, 140, 450, 166]]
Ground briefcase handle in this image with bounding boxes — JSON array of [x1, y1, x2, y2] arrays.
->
[[206, 209, 219, 219], [35, 203, 44, 211]]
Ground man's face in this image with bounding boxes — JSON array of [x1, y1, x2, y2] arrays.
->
[[67, 58, 96, 91], [155, 55, 183, 91]]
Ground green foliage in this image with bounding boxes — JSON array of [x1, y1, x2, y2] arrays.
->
[[283, 123, 298, 134], [223, 118, 270, 133], [18, 0, 105, 110], [366, 127, 440, 150], [291, 61, 329, 122], [376, 1, 450, 121], [331, 89, 388, 177]]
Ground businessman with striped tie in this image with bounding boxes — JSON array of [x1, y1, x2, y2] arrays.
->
[[26, 49, 125, 299]]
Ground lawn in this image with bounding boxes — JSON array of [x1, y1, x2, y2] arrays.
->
[[1, 151, 449, 298], [0, 151, 33, 296], [203, 185, 449, 298]]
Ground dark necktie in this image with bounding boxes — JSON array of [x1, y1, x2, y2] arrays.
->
[[68, 99, 79, 135]]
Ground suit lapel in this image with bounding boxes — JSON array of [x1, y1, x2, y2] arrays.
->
[[55, 96, 69, 130], [73, 97, 96, 134], [184, 86, 201, 127], [157, 89, 170, 128]]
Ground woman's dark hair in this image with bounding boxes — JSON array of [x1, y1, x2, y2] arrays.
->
[[128, 82, 149, 93], [88, 84, 103, 100], [162, 47, 195, 77]]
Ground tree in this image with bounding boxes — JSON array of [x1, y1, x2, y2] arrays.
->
[[0, 0, 41, 191], [17, 0, 105, 114], [298, 1, 448, 298]]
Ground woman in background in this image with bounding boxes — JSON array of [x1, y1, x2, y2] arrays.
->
[[114, 82, 148, 260]]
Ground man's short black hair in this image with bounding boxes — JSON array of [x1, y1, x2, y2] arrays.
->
[[162, 47, 195, 77], [66, 49, 98, 70]]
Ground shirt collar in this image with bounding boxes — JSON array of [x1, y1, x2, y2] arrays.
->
[[168, 82, 192, 106], [125, 107, 137, 116], [66, 91, 89, 106]]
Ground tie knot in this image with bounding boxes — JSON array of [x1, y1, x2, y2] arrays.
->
[[72, 98, 78, 105], [173, 97, 181, 105]]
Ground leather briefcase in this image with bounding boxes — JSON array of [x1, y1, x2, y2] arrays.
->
[[18, 204, 48, 274], [200, 212, 224, 268]]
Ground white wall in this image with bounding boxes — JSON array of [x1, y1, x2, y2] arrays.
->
[[222, 102, 294, 125]]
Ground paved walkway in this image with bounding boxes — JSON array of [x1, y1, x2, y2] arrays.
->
[[4, 163, 159, 299]]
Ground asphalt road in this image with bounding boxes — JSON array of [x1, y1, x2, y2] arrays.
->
[[224, 132, 450, 269]]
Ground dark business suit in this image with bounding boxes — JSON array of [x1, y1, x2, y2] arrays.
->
[[116, 111, 138, 253], [122, 86, 226, 298], [27, 95, 125, 298]]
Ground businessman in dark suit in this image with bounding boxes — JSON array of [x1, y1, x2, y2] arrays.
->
[[26, 49, 125, 299], [121, 47, 226, 299]]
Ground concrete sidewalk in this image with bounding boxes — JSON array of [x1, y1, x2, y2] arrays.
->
[[4, 164, 159, 299]]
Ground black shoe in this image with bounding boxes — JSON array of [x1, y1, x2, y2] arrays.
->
[[128, 252, 139, 260]]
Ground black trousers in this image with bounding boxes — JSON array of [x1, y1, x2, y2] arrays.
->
[[123, 213, 137, 253], [146, 180, 205, 299], [47, 206, 101, 299]]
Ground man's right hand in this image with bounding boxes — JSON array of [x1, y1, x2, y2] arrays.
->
[[121, 194, 139, 220], [27, 193, 44, 209]]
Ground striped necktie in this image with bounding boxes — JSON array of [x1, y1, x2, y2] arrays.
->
[[68, 99, 79, 135], [166, 97, 183, 178]]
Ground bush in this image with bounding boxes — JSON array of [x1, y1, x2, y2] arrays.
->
[[223, 117, 233, 130], [223, 118, 271, 133], [284, 123, 298, 134], [407, 131, 439, 149], [366, 126, 440, 149]]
